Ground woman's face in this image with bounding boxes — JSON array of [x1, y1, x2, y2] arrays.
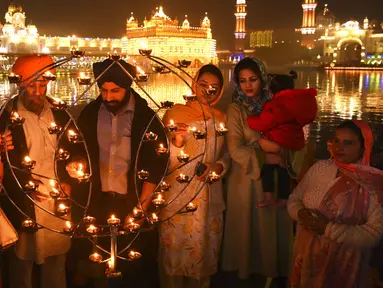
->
[[332, 128, 364, 164], [238, 68, 262, 98], [196, 72, 222, 104]]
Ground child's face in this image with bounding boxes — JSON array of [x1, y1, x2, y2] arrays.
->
[[238, 69, 262, 98]]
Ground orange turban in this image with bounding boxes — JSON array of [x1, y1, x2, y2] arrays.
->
[[12, 55, 55, 86]]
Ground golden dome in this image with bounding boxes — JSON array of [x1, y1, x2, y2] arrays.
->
[[8, 2, 23, 13]]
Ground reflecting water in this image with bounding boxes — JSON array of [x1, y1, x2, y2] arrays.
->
[[1, 69, 382, 159]]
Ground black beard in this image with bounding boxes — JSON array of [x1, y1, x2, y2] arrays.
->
[[102, 92, 130, 115]]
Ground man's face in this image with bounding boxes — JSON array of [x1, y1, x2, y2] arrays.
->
[[100, 82, 127, 113], [20, 80, 48, 114]]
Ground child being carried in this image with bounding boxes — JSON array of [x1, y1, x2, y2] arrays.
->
[[247, 71, 317, 208]]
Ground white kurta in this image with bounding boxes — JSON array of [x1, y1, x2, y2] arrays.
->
[[15, 100, 70, 264]]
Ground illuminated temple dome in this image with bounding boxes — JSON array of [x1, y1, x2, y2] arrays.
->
[[124, 5, 217, 65], [7, 2, 23, 14]]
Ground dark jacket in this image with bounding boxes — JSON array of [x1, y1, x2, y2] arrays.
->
[[0, 96, 69, 231], [75, 89, 168, 220]]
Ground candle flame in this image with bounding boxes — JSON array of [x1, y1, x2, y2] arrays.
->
[[65, 221, 72, 228], [186, 90, 192, 96], [190, 126, 197, 132], [88, 224, 96, 230], [28, 181, 34, 185], [152, 213, 158, 220], [219, 123, 225, 130], [50, 179, 56, 187], [59, 203, 67, 209], [24, 156, 31, 162], [44, 71, 53, 76], [137, 66, 145, 75], [50, 122, 57, 127], [157, 194, 162, 200], [12, 111, 20, 118], [68, 130, 76, 136], [159, 143, 164, 148], [111, 214, 116, 220]]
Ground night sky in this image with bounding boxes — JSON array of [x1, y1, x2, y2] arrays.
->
[[1, 0, 382, 49]]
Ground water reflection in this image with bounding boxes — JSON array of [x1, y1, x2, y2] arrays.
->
[[1, 69, 382, 159]]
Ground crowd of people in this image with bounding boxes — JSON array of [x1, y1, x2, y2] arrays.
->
[[0, 54, 382, 288]]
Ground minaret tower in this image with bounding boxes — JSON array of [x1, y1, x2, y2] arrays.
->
[[234, 0, 247, 51], [301, 0, 317, 35]]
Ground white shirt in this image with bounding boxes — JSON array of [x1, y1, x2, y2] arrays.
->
[[97, 94, 135, 194], [15, 99, 70, 264]]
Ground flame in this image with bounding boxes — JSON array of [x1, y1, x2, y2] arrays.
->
[[151, 213, 158, 220], [219, 123, 225, 130], [136, 66, 146, 75], [44, 71, 54, 76], [28, 181, 34, 186], [159, 143, 164, 148], [50, 122, 57, 127], [140, 41, 148, 49], [156, 194, 162, 201], [59, 203, 67, 210], [24, 156, 31, 162], [65, 221, 72, 229], [189, 126, 197, 132], [68, 130, 76, 136], [169, 119, 175, 126], [110, 214, 116, 220], [12, 111, 20, 118]]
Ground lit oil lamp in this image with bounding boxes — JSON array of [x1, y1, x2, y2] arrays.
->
[[137, 170, 149, 180], [206, 85, 218, 96], [190, 127, 206, 140], [24, 180, 38, 192], [176, 173, 189, 184], [83, 216, 96, 225], [76, 163, 90, 183], [136, 66, 149, 82], [138, 48, 152, 56], [89, 252, 102, 263], [216, 122, 228, 136], [150, 212, 159, 223], [132, 207, 143, 220], [67, 130, 82, 144], [57, 148, 70, 161], [159, 181, 171, 192], [161, 101, 174, 109], [50, 98, 67, 111], [77, 72, 91, 85], [109, 50, 121, 61], [152, 193, 165, 207], [186, 202, 198, 212], [86, 224, 100, 235], [8, 72, 22, 84], [166, 119, 178, 132], [128, 250, 142, 260], [107, 215, 121, 226], [71, 50, 86, 58], [49, 179, 61, 199], [183, 91, 197, 102], [22, 156, 36, 170], [42, 71, 56, 81], [156, 144, 169, 156], [48, 122, 61, 134], [124, 217, 140, 232], [177, 150, 190, 163], [63, 221, 73, 234], [22, 219, 36, 229], [10, 111, 25, 126], [207, 171, 221, 184], [57, 203, 70, 215], [144, 131, 158, 141]]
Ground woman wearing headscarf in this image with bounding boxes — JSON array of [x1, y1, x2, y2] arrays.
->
[[159, 64, 229, 288], [288, 120, 383, 287], [221, 57, 293, 286]]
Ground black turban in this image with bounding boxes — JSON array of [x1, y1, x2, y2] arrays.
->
[[93, 59, 137, 89]]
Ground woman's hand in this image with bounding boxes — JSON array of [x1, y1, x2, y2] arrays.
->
[[198, 163, 224, 182], [0, 131, 14, 153], [298, 208, 329, 235], [172, 123, 189, 148], [66, 160, 87, 179]]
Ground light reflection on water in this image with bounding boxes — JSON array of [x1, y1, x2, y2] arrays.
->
[[1, 69, 382, 159]]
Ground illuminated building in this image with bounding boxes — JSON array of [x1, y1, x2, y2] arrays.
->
[[0, 2, 122, 56], [124, 6, 217, 65], [300, 0, 318, 48], [234, 0, 247, 51], [249, 30, 273, 48]]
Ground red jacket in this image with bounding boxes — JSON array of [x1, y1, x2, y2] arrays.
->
[[247, 88, 318, 150]]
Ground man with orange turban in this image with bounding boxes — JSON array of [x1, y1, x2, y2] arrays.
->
[[0, 55, 70, 288]]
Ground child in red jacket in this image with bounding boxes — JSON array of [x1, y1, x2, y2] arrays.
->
[[247, 72, 318, 208]]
